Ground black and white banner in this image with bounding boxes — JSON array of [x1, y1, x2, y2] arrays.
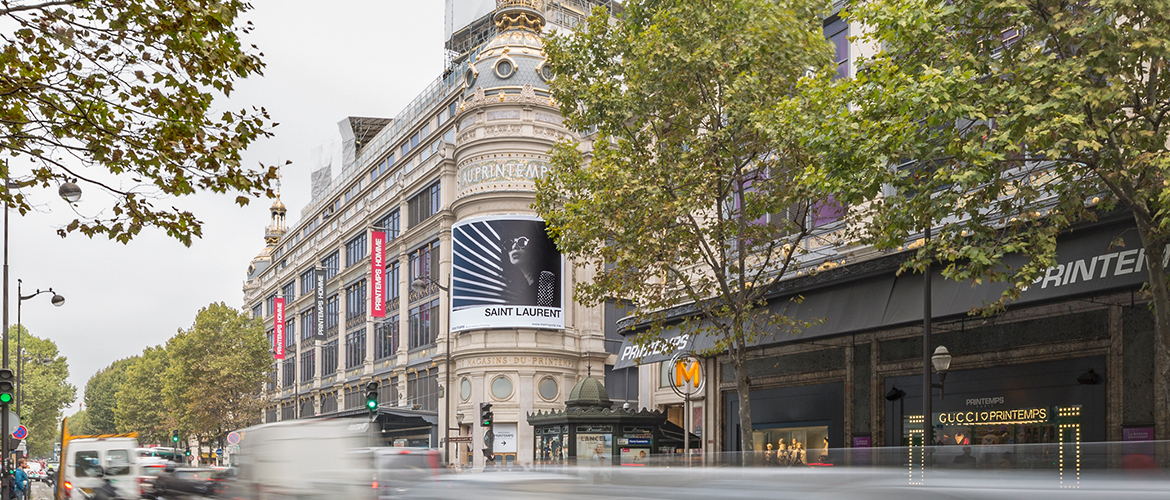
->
[[450, 215, 564, 331]]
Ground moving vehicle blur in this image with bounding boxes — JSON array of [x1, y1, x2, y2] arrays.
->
[[153, 468, 229, 498], [136, 461, 170, 499], [60, 436, 142, 500], [232, 417, 442, 500]]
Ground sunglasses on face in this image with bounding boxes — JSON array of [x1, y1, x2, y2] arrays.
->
[[510, 236, 529, 250]]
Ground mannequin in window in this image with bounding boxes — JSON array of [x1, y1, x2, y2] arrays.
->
[[764, 443, 776, 466]]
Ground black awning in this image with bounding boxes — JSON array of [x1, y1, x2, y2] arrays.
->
[[615, 217, 1150, 366]]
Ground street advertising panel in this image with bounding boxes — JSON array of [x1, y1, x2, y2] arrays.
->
[[273, 298, 285, 359], [450, 215, 564, 331], [314, 268, 326, 340], [576, 433, 611, 466], [371, 231, 386, 318]]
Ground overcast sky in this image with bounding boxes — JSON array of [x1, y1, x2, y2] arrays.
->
[[9, 0, 446, 416]]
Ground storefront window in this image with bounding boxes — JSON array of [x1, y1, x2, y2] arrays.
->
[[752, 425, 830, 466]]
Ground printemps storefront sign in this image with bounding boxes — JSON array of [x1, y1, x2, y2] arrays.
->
[[935, 408, 1048, 425]]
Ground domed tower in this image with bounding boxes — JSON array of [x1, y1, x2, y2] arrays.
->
[[449, 0, 606, 469], [246, 190, 288, 283]]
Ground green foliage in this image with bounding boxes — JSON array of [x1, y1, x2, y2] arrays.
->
[[8, 327, 76, 457], [839, 0, 1170, 308], [66, 409, 91, 436], [114, 345, 170, 444], [83, 355, 136, 435], [536, 0, 838, 453], [0, 0, 278, 245], [165, 302, 268, 440], [83, 303, 268, 444]]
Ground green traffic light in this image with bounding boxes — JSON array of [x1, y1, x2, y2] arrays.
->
[[0, 394, 11, 404], [366, 399, 377, 410]]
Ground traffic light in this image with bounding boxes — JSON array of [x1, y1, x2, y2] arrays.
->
[[0, 369, 13, 405], [184, 448, 191, 457], [479, 402, 493, 427], [365, 381, 379, 413], [172, 430, 179, 444]]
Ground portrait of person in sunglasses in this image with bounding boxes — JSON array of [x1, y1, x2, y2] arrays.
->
[[501, 232, 559, 307]]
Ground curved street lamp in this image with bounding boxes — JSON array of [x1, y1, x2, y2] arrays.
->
[[16, 279, 65, 413], [1, 177, 78, 495]]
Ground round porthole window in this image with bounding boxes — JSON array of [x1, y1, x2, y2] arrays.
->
[[460, 378, 471, 402], [491, 376, 514, 400], [464, 66, 477, 87], [538, 377, 558, 400], [495, 59, 515, 79], [538, 63, 553, 82]]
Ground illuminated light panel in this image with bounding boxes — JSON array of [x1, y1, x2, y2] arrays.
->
[[908, 429, 924, 485]]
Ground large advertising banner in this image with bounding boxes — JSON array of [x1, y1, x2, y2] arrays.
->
[[371, 231, 386, 318], [273, 297, 285, 360], [450, 215, 564, 331]]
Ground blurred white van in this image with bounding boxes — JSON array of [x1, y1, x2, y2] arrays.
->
[[61, 437, 141, 500]]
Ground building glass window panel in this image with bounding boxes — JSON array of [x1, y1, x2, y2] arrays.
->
[[825, 17, 849, 80], [408, 240, 440, 284], [300, 308, 316, 340], [300, 349, 315, 382], [265, 407, 277, 423], [266, 329, 274, 351], [376, 210, 401, 241], [407, 181, 440, 227], [282, 281, 296, 301], [408, 299, 439, 350], [321, 393, 337, 414], [325, 294, 339, 337], [252, 304, 263, 319], [379, 378, 398, 407], [344, 387, 361, 410], [375, 316, 399, 360], [387, 261, 401, 301], [285, 317, 296, 347], [322, 339, 339, 375], [345, 329, 367, 369], [299, 397, 314, 418], [266, 293, 276, 316], [300, 268, 316, 295], [346, 232, 368, 267], [322, 251, 339, 280], [281, 403, 295, 421], [346, 280, 367, 329], [281, 358, 295, 387], [410, 131, 420, 148], [406, 369, 438, 411]]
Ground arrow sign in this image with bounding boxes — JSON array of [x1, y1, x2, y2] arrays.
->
[[12, 425, 27, 440]]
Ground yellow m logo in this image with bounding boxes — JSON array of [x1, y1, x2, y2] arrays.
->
[[675, 360, 701, 389]]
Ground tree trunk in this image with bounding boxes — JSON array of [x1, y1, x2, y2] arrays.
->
[[1133, 214, 1170, 464], [732, 356, 754, 465]]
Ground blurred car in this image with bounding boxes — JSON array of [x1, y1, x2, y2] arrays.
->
[[26, 462, 45, 482], [374, 448, 441, 499], [137, 460, 171, 498], [154, 467, 231, 498]]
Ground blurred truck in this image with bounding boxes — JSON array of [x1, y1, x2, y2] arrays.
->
[[231, 417, 384, 500]]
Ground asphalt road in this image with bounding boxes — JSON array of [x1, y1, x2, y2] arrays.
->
[[30, 481, 52, 500]]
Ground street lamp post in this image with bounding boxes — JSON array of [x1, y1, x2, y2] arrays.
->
[[16, 279, 64, 414], [1, 177, 80, 498], [411, 277, 451, 465]]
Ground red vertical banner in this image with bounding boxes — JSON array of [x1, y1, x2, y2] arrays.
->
[[371, 231, 386, 318], [273, 297, 286, 359]]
